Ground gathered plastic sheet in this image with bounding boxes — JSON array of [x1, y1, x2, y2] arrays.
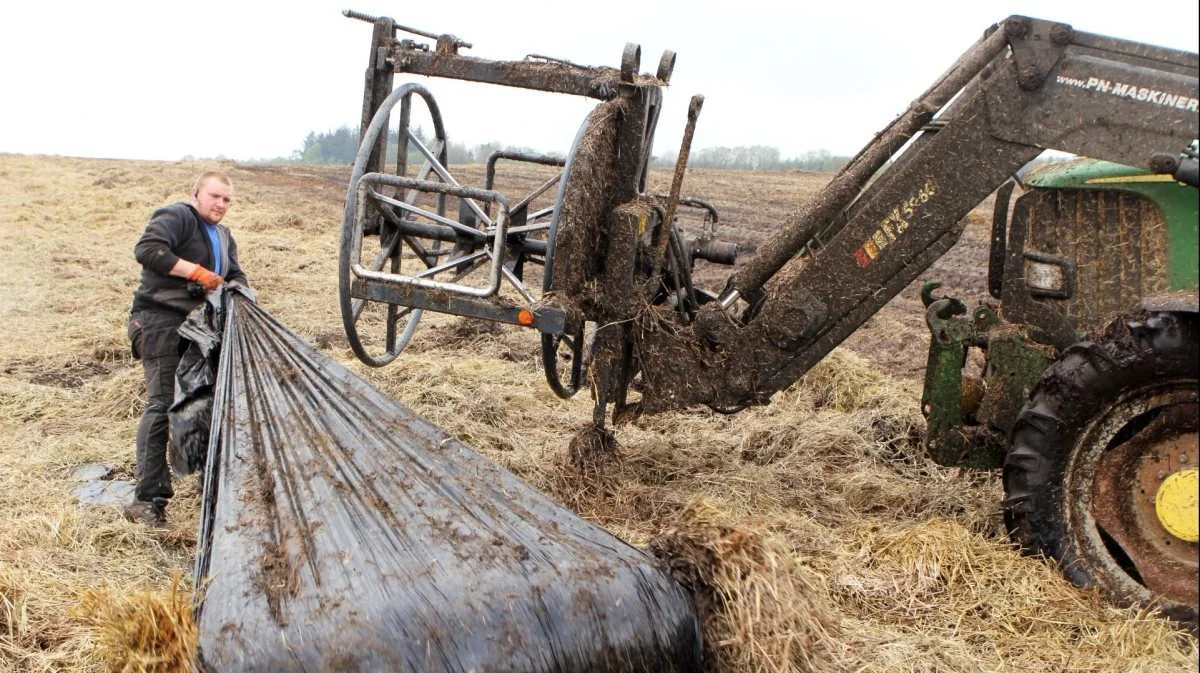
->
[[168, 295, 226, 477], [192, 290, 703, 672]]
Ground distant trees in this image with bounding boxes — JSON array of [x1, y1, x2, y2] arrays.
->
[[295, 127, 360, 164], [288, 126, 849, 173], [781, 149, 852, 172], [289, 126, 538, 166], [692, 145, 781, 170], [652, 147, 850, 172]]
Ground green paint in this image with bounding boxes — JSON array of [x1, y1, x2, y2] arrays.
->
[[977, 326, 1054, 440], [922, 327, 969, 466], [919, 160, 1195, 469], [921, 296, 1006, 469], [1023, 159, 1199, 290], [920, 303, 1054, 469]]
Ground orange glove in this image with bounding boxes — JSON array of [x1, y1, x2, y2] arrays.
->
[[188, 266, 224, 292]]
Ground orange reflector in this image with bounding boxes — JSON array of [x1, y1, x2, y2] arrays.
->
[[517, 310, 535, 327]]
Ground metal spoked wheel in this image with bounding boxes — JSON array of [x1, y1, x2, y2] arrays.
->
[[541, 322, 594, 400], [539, 103, 619, 399], [1004, 311, 1199, 630], [340, 83, 450, 366], [342, 84, 580, 369]]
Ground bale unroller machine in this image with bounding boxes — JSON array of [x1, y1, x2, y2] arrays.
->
[[337, 10, 1199, 629]]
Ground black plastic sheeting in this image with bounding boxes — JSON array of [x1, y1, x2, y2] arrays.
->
[[168, 297, 226, 477], [189, 289, 703, 672]]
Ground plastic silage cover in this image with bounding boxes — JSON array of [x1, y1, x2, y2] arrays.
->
[[168, 303, 222, 477], [189, 289, 703, 672]]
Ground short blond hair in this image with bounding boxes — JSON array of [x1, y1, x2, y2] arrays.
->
[[193, 171, 232, 194]]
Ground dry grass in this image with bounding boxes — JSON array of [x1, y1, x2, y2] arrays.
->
[[72, 572, 197, 673], [651, 500, 838, 673], [0, 153, 1195, 672]]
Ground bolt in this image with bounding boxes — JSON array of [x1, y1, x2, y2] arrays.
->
[[1158, 471, 1168, 480], [1149, 153, 1179, 173], [1050, 24, 1073, 46], [1018, 65, 1042, 90], [1007, 17, 1031, 39], [1180, 454, 1190, 463]]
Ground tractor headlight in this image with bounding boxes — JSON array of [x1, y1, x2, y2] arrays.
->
[[1026, 260, 1065, 293], [1022, 251, 1075, 299]]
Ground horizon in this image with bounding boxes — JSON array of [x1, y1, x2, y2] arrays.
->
[[2, 1, 1197, 162]]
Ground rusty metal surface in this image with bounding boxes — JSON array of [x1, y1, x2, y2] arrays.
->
[[359, 16, 396, 177], [353, 279, 566, 334], [661, 96, 705, 247], [543, 100, 625, 319], [1006, 312, 1199, 629], [989, 22, 1199, 170], [343, 9, 473, 52], [1081, 389, 1199, 613], [632, 14, 1196, 413], [392, 50, 637, 100], [344, 14, 1198, 434]]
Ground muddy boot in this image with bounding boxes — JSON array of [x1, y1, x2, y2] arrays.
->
[[122, 497, 169, 529]]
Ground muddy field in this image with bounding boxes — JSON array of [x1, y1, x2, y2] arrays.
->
[[0, 153, 1195, 672]]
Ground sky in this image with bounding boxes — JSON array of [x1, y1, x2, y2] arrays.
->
[[1, 0, 1196, 162]]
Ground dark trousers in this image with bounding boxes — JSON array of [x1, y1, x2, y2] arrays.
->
[[129, 310, 186, 502]]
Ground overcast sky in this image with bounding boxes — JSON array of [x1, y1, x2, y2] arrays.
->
[[1, 1, 1196, 162]]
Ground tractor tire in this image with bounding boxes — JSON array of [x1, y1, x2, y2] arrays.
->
[[1004, 311, 1199, 629]]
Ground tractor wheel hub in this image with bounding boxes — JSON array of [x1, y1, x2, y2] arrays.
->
[[1156, 467, 1199, 543]]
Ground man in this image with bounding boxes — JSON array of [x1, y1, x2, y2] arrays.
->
[[124, 171, 250, 528]]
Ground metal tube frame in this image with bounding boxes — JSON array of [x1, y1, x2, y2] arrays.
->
[[352, 173, 510, 298]]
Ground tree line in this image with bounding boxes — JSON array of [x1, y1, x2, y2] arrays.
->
[[288, 125, 538, 166], [284, 125, 849, 172], [651, 146, 850, 172]]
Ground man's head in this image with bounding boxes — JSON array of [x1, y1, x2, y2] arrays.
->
[[191, 171, 233, 224]]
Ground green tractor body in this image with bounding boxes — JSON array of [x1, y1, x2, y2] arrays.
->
[[922, 157, 1199, 628], [924, 158, 1198, 468]]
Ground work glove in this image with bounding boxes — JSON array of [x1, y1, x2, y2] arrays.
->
[[188, 266, 224, 292]]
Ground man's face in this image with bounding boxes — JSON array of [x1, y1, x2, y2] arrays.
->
[[192, 179, 233, 224]]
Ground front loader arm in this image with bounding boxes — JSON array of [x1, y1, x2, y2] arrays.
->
[[635, 16, 1198, 413]]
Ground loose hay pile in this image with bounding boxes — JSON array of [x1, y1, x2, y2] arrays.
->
[[73, 573, 197, 673], [651, 500, 837, 673], [0, 154, 1195, 672]]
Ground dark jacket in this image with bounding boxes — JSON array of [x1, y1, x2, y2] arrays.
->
[[131, 202, 249, 315]]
